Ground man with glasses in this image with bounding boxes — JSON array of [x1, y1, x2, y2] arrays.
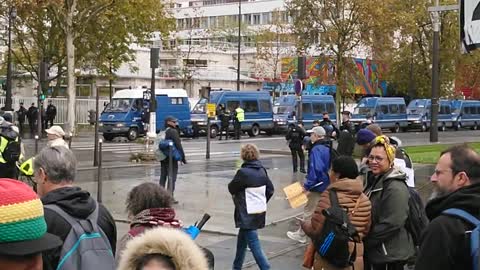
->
[[415, 144, 480, 270]]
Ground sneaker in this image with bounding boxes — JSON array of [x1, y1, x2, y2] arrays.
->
[[286, 231, 307, 244]]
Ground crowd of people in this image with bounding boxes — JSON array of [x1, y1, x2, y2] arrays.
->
[[2, 108, 480, 270]]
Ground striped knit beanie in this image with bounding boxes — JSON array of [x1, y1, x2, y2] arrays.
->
[[0, 178, 47, 243]]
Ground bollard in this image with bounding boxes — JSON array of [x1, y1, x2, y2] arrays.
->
[[68, 132, 73, 149], [168, 141, 174, 195], [34, 135, 39, 154], [97, 139, 103, 203]]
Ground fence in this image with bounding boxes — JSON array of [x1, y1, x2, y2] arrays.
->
[[0, 97, 110, 125]]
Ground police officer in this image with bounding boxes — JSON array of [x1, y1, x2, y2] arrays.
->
[[218, 104, 230, 141], [16, 102, 27, 137], [337, 111, 356, 156], [286, 121, 306, 173], [0, 118, 21, 178], [233, 104, 244, 140]]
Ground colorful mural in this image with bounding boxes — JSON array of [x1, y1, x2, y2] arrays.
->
[[279, 56, 387, 96]]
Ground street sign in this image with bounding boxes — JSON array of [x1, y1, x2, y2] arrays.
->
[[143, 90, 151, 100], [294, 79, 303, 95], [207, 103, 216, 118]]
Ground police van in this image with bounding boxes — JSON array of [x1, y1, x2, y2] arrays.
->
[[451, 99, 480, 130], [407, 99, 454, 132], [273, 95, 336, 132], [191, 91, 273, 138], [99, 88, 191, 141], [351, 97, 408, 132]]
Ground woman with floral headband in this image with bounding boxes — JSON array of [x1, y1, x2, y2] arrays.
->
[[362, 136, 414, 270]]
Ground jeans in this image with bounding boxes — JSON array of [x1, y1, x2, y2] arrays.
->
[[232, 229, 270, 270], [159, 159, 178, 194]]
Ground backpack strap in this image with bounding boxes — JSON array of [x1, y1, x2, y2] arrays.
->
[[443, 208, 480, 270], [44, 201, 100, 234], [328, 189, 340, 208]]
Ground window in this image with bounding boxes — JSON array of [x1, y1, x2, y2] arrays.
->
[[177, 19, 184, 30], [326, 103, 335, 113], [262, 13, 271, 24], [259, 100, 271, 112], [440, 106, 451, 114], [302, 103, 312, 114], [226, 101, 240, 112], [193, 17, 200, 28], [209, 16, 217, 27], [243, 100, 259, 112], [170, 98, 183, 105], [399, 104, 406, 113], [253, 14, 261, 25], [244, 14, 252, 25], [312, 103, 325, 114], [464, 106, 471, 114], [185, 18, 192, 29], [217, 16, 225, 27], [378, 105, 388, 114], [389, 104, 399, 114]]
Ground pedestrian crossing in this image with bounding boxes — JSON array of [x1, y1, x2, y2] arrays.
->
[[69, 141, 241, 158]]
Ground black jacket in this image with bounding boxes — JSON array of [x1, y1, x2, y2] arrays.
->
[[165, 126, 185, 162], [27, 106, 38, 122], [415, 183, 480, 270], [41, 187, 117, 270], [363, 167, 414, 264], [228, 160, 274, 229], [285, 124, 305, 149], [16, 106, 27, 122], [46, 104, 57, 119]]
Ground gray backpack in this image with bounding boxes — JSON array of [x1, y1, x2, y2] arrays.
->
[[44, 202, 115, 270]]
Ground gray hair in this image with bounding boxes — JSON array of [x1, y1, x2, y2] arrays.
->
[[33, 146, 77, 184]]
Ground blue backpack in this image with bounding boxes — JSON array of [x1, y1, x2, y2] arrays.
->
[[442, 208, 480, 270]]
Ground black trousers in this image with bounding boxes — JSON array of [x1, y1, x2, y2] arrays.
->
[[366, 261, 406, 270], [234, 121, 241, 139], [160, 159, 178, 194], [45, 118, 54, 129], [18, 121, 25, 137], [29, 120, 36, 136], [289, 147, 305, 172], [219, 125, 229, 140]]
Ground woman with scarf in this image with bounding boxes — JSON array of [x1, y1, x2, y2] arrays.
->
[[363, 136, 414, 270], [116, 182, 212, 269]]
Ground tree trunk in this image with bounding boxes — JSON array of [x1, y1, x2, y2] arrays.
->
[[65, 2, 76, 134]]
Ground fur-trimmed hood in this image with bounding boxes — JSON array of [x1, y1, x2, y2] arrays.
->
[[117, 227, 209, 270]]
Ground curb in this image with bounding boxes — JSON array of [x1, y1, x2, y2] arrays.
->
[[259, 149, 290, 155], [78, 163, 157, 171]]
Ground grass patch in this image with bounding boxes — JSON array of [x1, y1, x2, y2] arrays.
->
[[404, 142, 480, 164]]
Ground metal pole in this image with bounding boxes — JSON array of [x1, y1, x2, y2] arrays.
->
[[236, 0, 241, 92], [34, 135, 39, 154], [430, 1, 440, 143], [206, 117, 211, 159], [5, 7, 15, 111], [97, 139, 103, 203], [148, 57, 157, 139], [168, 141, 174, 195], [93, 80, 99, 166], [68, 132, 73, 149], [109, 62, 113, 103]]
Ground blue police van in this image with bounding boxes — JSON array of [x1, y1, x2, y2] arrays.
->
[[191, 91, 273, 138], [273, 95, 336, 132], [451, 99, 480, 130], [99, 88, 191, 141], [351, 97, 408, 132], [407, 99, 454, 132]]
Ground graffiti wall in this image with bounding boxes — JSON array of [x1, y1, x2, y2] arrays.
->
[[279, 56, 387, 96]]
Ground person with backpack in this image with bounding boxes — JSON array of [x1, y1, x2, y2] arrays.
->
[[116, 182, 214, 269], [229, 144, 274, 270], [33, 146, 117, 270], [0, 179, 62, 270], [302, 156, 372, 270], [16, 102, 27, 137], [363, 136, 414, 270], [415, 144, 480, 270], [287, 126, 332, 244], [286, 121, 306, 173], [159, 116, 186, 203]]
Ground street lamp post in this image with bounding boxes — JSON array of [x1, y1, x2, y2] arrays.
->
[[236, 0, 241, 92], [5, 7, 16, 111]]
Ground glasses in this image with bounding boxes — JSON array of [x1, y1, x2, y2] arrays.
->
[[367, 155, 385, 163]]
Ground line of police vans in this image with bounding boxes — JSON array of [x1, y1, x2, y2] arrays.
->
[[98, 87, 480, 141]]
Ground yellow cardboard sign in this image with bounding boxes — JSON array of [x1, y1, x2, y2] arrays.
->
[[207, 103, 216, 117], [283, 182, 308, 208]]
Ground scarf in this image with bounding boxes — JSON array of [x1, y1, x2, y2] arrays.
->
[[130, 208, 182, 229]]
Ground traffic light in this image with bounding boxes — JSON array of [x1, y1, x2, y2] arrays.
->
[[39, 94, 46, 101]]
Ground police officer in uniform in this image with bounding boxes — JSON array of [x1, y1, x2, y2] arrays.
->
[[337, 111, 356, 156], [286, 121, 306, 173], [0, 118, 21, 178], [233, 104, 244, 140], [218, 104, 230, 140]]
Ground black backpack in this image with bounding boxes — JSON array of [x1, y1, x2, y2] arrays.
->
[[2, 137, 20, 163], [314, 189, 358, 267]]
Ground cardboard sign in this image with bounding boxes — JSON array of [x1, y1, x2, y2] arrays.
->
[[283, 182, 308, 208], [207, 103, 216, 118]]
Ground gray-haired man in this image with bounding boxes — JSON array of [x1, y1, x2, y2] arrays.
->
[[33, 146, 117, 270]]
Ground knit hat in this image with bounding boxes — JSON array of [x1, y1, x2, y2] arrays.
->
[[356, 129, 376, 145], [0, 178, 62, 256], [45, 125, 65, 137], [307, 126, 326, 137]]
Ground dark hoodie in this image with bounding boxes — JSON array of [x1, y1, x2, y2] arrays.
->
[[415, 183, 480, 270], [41, 187, 117, 270], [228, 160, 274, 229]]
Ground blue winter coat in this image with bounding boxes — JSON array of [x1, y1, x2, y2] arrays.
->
[[228, 160, 275, 229], [304, 140, 331, 193]]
